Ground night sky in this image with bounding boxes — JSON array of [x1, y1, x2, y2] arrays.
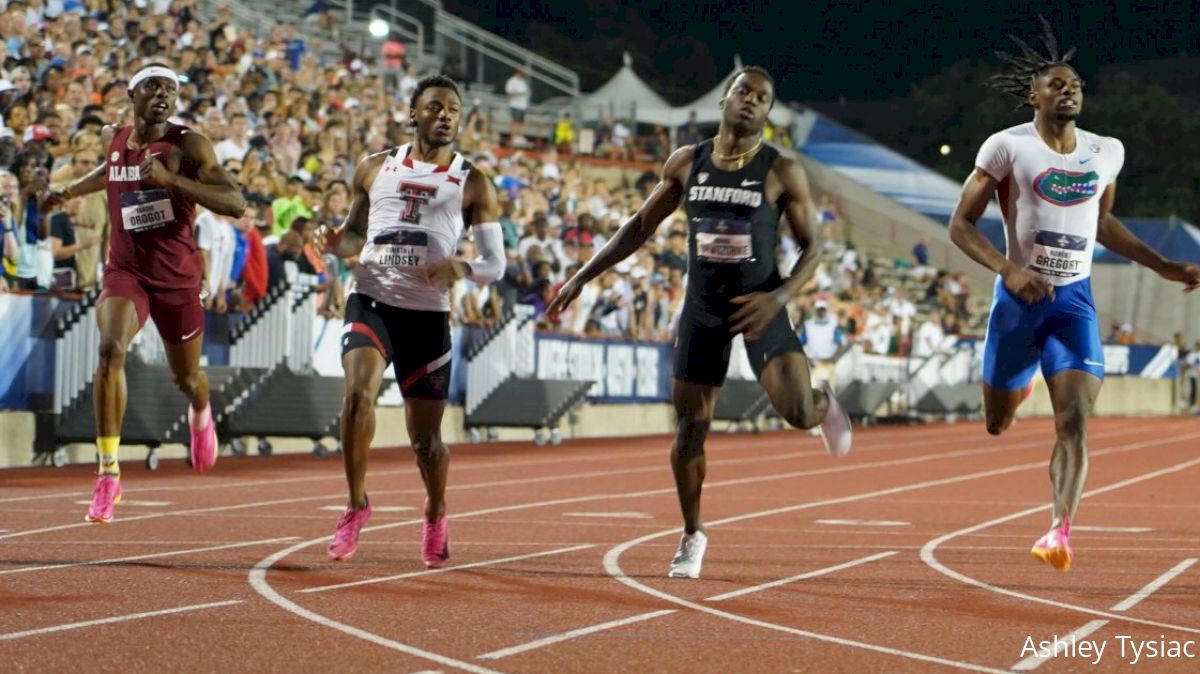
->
[[441, 0, 1200, 104]]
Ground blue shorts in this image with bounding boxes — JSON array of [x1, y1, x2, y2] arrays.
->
[[981, 276, 1104, 390]]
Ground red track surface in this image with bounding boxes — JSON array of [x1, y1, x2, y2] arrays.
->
[[3, 417, 1200, 672]]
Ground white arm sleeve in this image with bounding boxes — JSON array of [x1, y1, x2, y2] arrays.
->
[[467, 221, 506, 285]]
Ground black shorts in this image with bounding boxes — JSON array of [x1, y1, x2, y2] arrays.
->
[[341, 293, 452, 400], [510, 107, 526, 123], [673, 298, 804, 387]]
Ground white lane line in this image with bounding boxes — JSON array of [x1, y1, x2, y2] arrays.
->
[[602, 430, 1200, 672], [1010, 620, 1110, 671], [706, 551, 900, 602], [300, 544, 595, 594], [477, 610, 678, 661], [562, 512, 652, 519], [1110, 558, 1197, 612], [5, 422, 1117, 544], [1011, 558, 1199, 670], [0, 537, 301, 576], [0, 420, 1092, 505], [921, 449, 1200, 635], [1072, 525, 1153, 533], [72, 500, 171, 507], [814, 519, 910, 527], [0, 600, 243, 641], [248, 421, 1159, 670], [318, 505, 415, 512]]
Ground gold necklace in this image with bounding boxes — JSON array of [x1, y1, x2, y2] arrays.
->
[[712, 137, 763, 169]]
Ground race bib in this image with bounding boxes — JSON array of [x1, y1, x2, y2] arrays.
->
[[694, 217, 753, 263], [372, 229, 428, 267], [119, 189, 175, 233], [1030, 230, 1088, 278]]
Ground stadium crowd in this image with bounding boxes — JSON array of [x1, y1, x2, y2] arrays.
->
[[0, 0, 982, 363]]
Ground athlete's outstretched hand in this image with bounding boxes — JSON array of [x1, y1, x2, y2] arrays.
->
[[313, 224, 341, 255], [138, 154, 173, 188], [546, 276, 583, 321], [731, 291, 785, 341], [1003, 266, 1055, 304], [1161, 261, 1200, 293]]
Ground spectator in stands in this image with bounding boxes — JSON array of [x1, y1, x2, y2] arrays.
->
[[913, 234, 930, 267], [887, 285, 917, 336], [397, 64, 419, 105], [380, 33, 406, 91], [518, 213, 564, 273], [656, 229, 687, 273], [272, 176, 313, 234], [266, 229, 303, 290], [197, 209, 236, 313], [505, 67, 529, 142], [546, 111, 572, 154], [610, 117, 632, 161], [1, 169, 19, 286], [801, 300, 843, 362], [912, 309, 946, 358], [1185, 340, 1200, 414], [9, 152, 50, 290], [1116, 323, 1137, 345], [864, 302, 893, 355], [48, 195, 98, 290], [677, 110, 701, 148], [214, 111, 249, 164], [234, 209, 267, 309]]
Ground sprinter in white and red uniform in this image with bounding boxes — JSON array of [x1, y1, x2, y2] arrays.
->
[[949, 24, 1200, 571], [315, 76, 505, 567]]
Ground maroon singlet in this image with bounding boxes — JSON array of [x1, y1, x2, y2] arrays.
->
[[104, 123, 201, 290]]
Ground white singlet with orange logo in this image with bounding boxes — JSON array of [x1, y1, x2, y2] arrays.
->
[[348, 144, 472, 311], [975, 122, 1124, 287]]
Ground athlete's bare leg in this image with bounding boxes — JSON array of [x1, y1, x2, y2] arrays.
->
[[671, 380, 719, 534], [162, 332, 210, 413], [406, 399, 449, 522], [340, 348, 387, 509], [759, 352, 829, 430], [1045, 369, 1102, 528], [94, 298, 141, 437]]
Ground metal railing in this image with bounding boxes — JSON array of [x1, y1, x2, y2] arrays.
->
[[433, 8, 579, 99], [52, 290, 101, 415], [229, 272, 318, 371], [465, 303, 535, 415]]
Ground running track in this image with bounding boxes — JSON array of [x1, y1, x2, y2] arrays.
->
[[3, 417, 1200, 672]]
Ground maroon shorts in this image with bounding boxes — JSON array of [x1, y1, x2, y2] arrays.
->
[[98, 267, 204, 344]]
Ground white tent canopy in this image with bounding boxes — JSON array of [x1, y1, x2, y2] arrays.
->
[[581, 54, 795, 129], [578, 52, 677, 126]]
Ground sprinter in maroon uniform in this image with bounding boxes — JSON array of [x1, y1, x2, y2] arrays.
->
[[49, 64, 245, 522]]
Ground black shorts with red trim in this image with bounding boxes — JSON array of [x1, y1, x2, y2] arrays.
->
[[341, 293, 452, 400]]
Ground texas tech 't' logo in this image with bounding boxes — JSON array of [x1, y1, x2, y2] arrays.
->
[[398, 182, 438, 224]]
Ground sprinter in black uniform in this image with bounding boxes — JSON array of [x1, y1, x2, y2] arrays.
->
[[548, 66, 852, 579]]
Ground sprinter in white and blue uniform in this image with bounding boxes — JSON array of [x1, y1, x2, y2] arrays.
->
[[950, 25, 1200, 571]]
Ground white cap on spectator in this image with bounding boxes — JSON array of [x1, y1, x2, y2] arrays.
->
[[76, 44, 93, 55], [631, 267, 648, 279], [815, 300, 829, 310], [0, 127, 14, 139], [0, 80, 13, 93], [1121, 323, 1133, 332]]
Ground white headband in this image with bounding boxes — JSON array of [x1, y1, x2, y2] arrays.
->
[[129, 66, 179, 91]]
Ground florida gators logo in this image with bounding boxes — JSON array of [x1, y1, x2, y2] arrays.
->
[[1033, 168, 1099, 206]]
